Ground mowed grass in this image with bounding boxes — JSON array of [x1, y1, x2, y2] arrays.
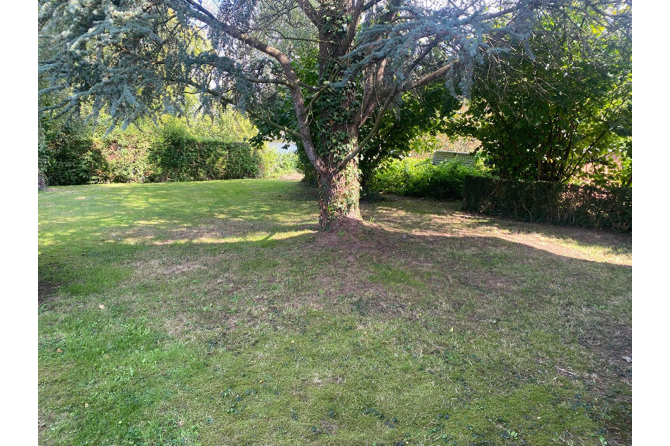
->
[[38, 179, 632, 446]]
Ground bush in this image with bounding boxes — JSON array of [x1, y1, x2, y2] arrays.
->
[[370, 158, 489, 200], [93, 130, 155, 183], [41, 118, 262, 185], [258, 149, 299, 178], [463, 175, 631, 232], [147, 123, 259, 181], [41, 121, 107, 186], [223, 142, 260, 179]]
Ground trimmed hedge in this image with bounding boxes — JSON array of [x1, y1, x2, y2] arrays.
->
[[148, 125, 259, 181], [41, 122, 266, 185], [93, 131, 154, 183], [370, 158, 489, 200], [463, 175, 631, 232], [40, 123, 102, 186]]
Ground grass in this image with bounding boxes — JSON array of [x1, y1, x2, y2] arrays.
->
[[39, 179, 632, 445]]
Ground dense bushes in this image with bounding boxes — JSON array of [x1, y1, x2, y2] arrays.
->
[[39, 119, 297, 186], [92, 130, 155, 183], [463, 175, 631, 232], [148, 124, 259, 181], [258, 149, 299, 178], [369, 157, 489, 200], [40, 121, 103, 186]]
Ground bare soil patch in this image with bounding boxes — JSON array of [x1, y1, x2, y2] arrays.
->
[[38, 281, 60, 307]]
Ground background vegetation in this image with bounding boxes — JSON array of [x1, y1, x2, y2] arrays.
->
[[369, 158, 489, 201], [39, 112, 298, 186], [450, 2, 632, 186], [463, 175, 632, 232]]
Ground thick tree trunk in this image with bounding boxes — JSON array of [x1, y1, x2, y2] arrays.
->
[[317, 158, 361, 230]]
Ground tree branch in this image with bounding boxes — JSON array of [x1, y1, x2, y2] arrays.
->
[[338, 89, 396, 170], [402, 62, 456, 92], [295, 0, 321, 27], [178, 0, 325, 172], [170, 76, 304, 140]]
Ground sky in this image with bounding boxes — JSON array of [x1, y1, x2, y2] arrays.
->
[[267, 140, 298, 152]]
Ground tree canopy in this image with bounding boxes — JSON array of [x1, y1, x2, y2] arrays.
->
[[38, 0, 627, 227], [452, 0, 631, 184]]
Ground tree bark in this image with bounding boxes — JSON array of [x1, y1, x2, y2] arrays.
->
[[38, 170, 48, 191], [317, 158, 361, 230]]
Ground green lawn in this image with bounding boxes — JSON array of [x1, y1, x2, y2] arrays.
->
[[38, 179, 632, 445]]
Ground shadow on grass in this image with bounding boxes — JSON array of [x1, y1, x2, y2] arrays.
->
[[39, 183, 632, 445]]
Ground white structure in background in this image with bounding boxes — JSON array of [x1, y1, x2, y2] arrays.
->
[[267, 140, 297, 153]]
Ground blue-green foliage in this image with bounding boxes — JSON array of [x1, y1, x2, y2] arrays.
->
[[370, 158, 489, 200]]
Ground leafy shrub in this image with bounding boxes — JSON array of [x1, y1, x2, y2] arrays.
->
[[574, 156, 632, 189], [41, 117, 262, 185], [370, 158, 489, 200], [93, 130, 155, 183], [41, 121, 108, 186], [223, 142, 260, 179], [148, 123, 259, 181], [463, 175, 631, 232], [258, 148, 299, 178]]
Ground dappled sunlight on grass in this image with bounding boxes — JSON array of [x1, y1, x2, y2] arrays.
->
[[365, 197, 631, 266], [120, 229, 316, 246], [39, 180, 631, 446]]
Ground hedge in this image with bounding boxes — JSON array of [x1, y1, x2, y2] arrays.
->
[[40, 122, 267, 185], [462, 175, 631, 232], [369, 158, 489, 200], [148, 124, 259, 181]]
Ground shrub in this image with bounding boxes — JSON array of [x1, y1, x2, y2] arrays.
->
[[93, 130, 155, 183], [370, 158, 489, 200], [41, 117, 262, 185], [148, 124, 259, 181], [463, 175, 631, 232], [574, 156, 632, 189], [222, 142, 260, 179], [258, 148, 299, 178], [41, 121, 107, 186]]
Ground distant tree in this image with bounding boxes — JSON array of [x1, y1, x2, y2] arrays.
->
[[39, 0, 615, 228], [451, 0, 631, 183]]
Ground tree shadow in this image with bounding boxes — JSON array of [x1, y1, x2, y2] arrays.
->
[[39, 184, 631, 443]]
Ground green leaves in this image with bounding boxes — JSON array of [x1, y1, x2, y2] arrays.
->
[[452, 1, 631, 184]]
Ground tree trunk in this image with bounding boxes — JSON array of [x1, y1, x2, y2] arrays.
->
[[38, 169, 48, 191], [317, 158, 361, 230]]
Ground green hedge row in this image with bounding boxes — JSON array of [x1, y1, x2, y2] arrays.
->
[[149, 125, 259, 182], [39, 122, 298, 185], [462, 175, 631, 232], [369, 158, 489, 200]]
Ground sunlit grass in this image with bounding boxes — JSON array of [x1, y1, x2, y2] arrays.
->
[[39, 179, 631, 445]]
